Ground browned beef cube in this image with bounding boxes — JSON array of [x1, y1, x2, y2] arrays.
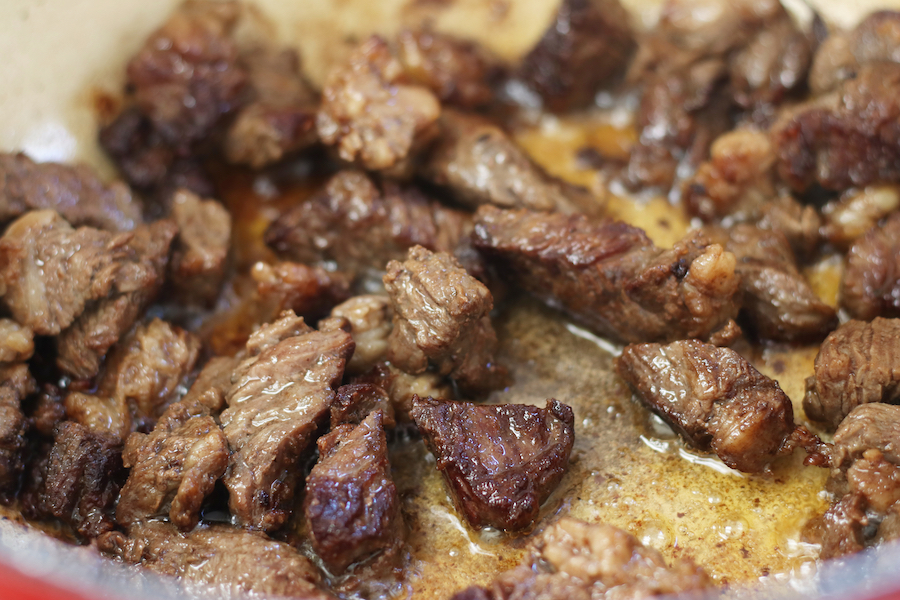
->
[[453, 517, 712, 600], [841, 213, 900, 320], [473, 206, 741, 344], [41, 421, 123, 539], [0, 152, 142, 231], [266, 170, 469, 277], [411, 397, 575, 530], [98, 521, 331, 599], [773, 64, 900, 192], [518, 0, 635, 112], [617, 340, 796, 472], [168, 189, 232, 307], [31, 384, 66, 438], [221, 311, 354, 531], [304, 411, 401, 574], [0, 364, 35, 502], [820, 493, 868, 560], [0, 319, 33, 365], [317, 35, 440, 173], [804, 319, 900, 431], [331, 383, 396, 428], [724, 224, 836, 342], [396, 30, 500, 109], [384, 246, 504, 394], [323, 295, 394, 375], [421, 110, 603, 216], [252, 261, 352, 321]]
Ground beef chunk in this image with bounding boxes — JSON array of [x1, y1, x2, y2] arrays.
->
[[0, 152, 142, 232], [331, 383, 396, 428], [474, 206, 740, 344], [167, 189, 231, 307], [617, 340, 796, 472], [41, 421, 123, 538], [804, 319, 900, 431], [221, 311, 354, 531], [773, 63, 900, 192], [0, 319, 33, 365], [454, 517, 712, 600], [421, 110, 603, 216], [0, 364, 34, 502], [325, 295, 393, 374], [55, 219, 178, 379], [823, 186, 900, 250], [354, 363, 451, 423], [517, 0, 635, 112], [304, 411, 401, 574], [411, 397, 575, 530], [757, 195, 823, 261], [65, 319, 201, 442], [383, 246, 504, 394], [317, 35, 440, 173], [396, 30, 499, 109], [98, 521, 329, 599], [252, 261, 352, 321], [225, 47, 318, 168], [116, 382, 230, 530], [723, 224, 836, 342], [810, 11, 900, 95], [32, 384, 66, 438], [841, 212, 900, 320], [820, 493, 869, 560], [266, 170, 469, 277]]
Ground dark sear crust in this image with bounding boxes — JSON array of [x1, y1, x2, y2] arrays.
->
[[0, 364, 35, 503], [804, 318, 900, 432], [841, 212, 900, 320], [411, 396, 575, 531], [473, 206, 740, 345], [617, 340, 798, 473]]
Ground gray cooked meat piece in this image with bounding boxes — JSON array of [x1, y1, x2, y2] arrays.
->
[[841, 212, 900, 320], [266, 170, 469, 278], [252, 261, 352, 322], [616, 339, 797, 473], [317, 35, 440, 174], [517, 0, 635, 112], [0, 319, 33, 365], [221, 311, 354, 531], [803, 319, 900, 431], [0, 364, 35, 503], [304, 411, 402, 574], [473, 206, 741, 345], [326, 295, 393, 375], [0, 152, 142, 231], [384, 246, 504, 395], [411, 397, 574, 530], [452, 517, 712, 600], [98, 521, 332, 599], [64, 319, 201, 442], [168, 189, 232, 307], [421, 109, 604, 216]]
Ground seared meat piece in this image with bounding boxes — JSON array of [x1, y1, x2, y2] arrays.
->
[[518, 0, 635, 112], [757, 195, 822, 261], [0, 364, 34, 502], [266, 170, 469, 277], [221, 311, 354, 531], [617, 340, 796, 472], [0, 152, 142, 232], [396, 30, 499, 109], [126, 1, 246, 149], [810, 11, 900, 95], [453, 517, 712, 600], [305, 411, 401, 574], [773, 63, 900, 192], [0, 319, 33, 365], [317, 35, 440, 173], [421, 110, 603, 216], [225, 47, 318, 168], [32, 385, 66, 438], [473, 206, 740, 344], [116, 358, 235, 531], [168, 189, 231, 308], [411, 397, 575, 530], [823, 186, 900, 250], [355, 363, 451, 423], [384, 246, 504, 394], [841, 213, 900, 320], [98, 521, 330, 599], [252, 261, 352, 321], [804, 319, 900, 431], [65, 319, 201, 442], [331, 383, 396, 428], [323, 295, 393, 375], [820, 493, 869, 559], [723, 224, 836, 342], [41, 421, 123, 538]]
